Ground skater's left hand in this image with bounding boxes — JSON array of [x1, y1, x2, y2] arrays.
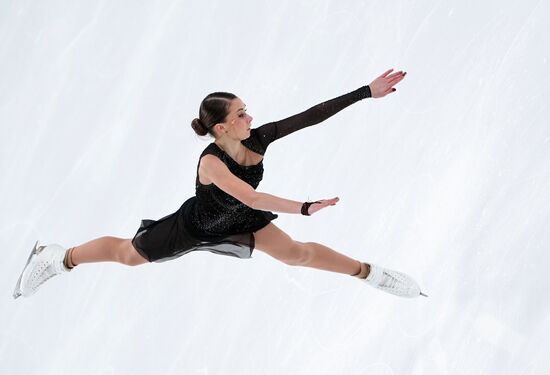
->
[[368, 69, 406, 98], [308, 197, 340, 215]]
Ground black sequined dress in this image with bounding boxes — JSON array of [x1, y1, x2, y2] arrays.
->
[[131, 85, 371, 262]]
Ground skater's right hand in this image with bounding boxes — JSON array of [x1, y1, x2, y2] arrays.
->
[[307, 197, 340, 215]]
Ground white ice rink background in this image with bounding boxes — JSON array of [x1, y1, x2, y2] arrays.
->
[[1, 0, 549, 374]]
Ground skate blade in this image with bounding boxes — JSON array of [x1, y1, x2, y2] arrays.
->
[[13, 240, 44, 299], [420, 292, 428, 298]]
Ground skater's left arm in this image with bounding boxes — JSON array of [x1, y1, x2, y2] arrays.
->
[[253, 69, 406, 148], [254, 86, 371, 147]]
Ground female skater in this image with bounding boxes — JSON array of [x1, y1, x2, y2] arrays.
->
[[14, 68, 425, 299]]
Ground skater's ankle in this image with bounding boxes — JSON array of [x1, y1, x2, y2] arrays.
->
[[63, 247, 76, 269], [351, 262, 370, 279]]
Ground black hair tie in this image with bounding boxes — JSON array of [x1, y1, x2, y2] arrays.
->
[[301, 201, 322, 216]]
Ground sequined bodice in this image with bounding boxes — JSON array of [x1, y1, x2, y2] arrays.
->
[[185, 134, 275, 236], [195, 142, 265, 219]]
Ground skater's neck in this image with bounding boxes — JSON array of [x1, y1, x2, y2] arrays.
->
[[214, 138, 245, 161]]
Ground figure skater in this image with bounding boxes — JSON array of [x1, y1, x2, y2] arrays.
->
[[14, 68, 426, 299]]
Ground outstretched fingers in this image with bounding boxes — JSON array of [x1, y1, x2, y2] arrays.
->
[[369, 69, 407, 98], [388, 71, 405, 85], [379, 68, 394, 78], [308, 197, 340, 215], [316, 197, 339, 208]]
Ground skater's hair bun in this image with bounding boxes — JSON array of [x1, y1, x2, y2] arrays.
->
[[191, 118, 208, 136], [191, 92, 237, 138]]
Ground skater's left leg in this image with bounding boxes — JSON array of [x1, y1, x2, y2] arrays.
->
[[254, 223, 367, 277], [253, 224, 423, 297]]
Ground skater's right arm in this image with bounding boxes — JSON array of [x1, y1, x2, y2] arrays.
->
[[201, 155, 339, 214], [200, 155, 303, 213]]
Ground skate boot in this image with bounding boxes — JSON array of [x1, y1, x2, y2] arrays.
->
[[362, 263, 427, 298], [13, 241, 71, 299]]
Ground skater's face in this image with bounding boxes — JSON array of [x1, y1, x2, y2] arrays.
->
[[221, 98, 253, 139]]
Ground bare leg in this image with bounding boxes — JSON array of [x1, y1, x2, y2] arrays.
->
[[71, 236, 149, 267], [298, 241, 363, 275], [254, 223, 367, 277]]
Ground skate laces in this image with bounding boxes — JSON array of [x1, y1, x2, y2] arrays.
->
[[364, 264, 425, 298], [30, 259, 56, 290], [380, 271, 406, 292], [29, 248, 65, 290], [367, 266, 410, 293]]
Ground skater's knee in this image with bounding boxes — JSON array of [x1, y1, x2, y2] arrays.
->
[[117, 240, 148, 266], [284, 241, 314, 266]]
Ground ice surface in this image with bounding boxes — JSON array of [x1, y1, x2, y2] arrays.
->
[[1, 0, 549, 374]]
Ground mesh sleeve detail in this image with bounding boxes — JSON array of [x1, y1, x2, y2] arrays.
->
[[252, 85, 371, 151]]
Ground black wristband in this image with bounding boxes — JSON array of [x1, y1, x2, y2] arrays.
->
[[301, 201, 321, 216]]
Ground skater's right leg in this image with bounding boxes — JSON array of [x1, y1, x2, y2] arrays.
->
[[13, 238, 148, 299], [70, 237, 149, 267]]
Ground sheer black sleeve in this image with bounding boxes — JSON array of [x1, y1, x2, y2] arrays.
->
[[248, 85, 371, 153]]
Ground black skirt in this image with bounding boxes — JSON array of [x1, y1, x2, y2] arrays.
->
[[131, 197, 270, 263]]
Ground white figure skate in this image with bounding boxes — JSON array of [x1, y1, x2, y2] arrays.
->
[[13, 241, 71, 299], [364, 263, 427, 298]]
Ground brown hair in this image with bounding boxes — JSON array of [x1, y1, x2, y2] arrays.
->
[[191, 92, 237, 137]]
